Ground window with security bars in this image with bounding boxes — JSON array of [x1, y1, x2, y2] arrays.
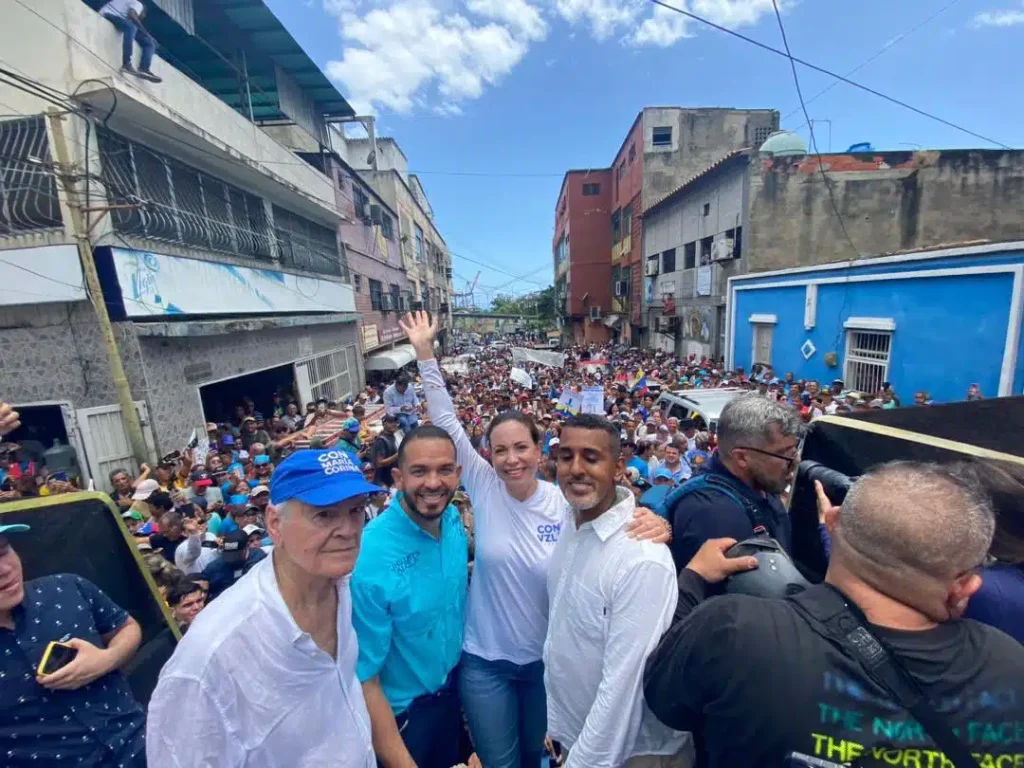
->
[[369, 279, 383, 311], [273, 205, 346, 279], [97, 128, 273, 262], [296, 347, 358, 404], [752, 125, 773, 147], [0, 116, 63, 235], [844, 330, 892, 394]]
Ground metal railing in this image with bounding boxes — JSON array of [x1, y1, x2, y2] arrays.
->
[[0, 116, 63, 235]]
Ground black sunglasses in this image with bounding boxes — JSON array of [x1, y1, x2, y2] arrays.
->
[[734, 445, 800, 465]]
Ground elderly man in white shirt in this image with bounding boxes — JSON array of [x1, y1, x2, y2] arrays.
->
[[146, 448, 383, 767], [546, 413, 692, 768]]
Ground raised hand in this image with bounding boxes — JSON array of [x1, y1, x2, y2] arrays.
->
[[0, 402, 20, 437], [399, 310, 438, 359]]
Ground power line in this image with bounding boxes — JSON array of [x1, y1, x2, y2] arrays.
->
[[769, 0, 862, 351], [783, 0, 965, 128], [648, 0, 1012, 149], [769, 0, 858, 256]]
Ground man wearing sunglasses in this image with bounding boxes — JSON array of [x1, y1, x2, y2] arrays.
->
[[665, 394, 801, 573]]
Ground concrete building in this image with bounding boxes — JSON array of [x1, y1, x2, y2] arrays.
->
[[346, 136, 455, 355], [644, 138, 1024, 361], [746, 148, 1024, 271], [554, 107, 777, 346], [642, 151, 749, 360], [0, 0, 363, 489], [726, 242, 1024, 402], [553, 169, 614, 344], [294, 148, 418, 378]]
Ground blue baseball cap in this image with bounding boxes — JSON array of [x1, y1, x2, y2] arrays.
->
[[271, 448, 381, 507], [653, 467, 675, 482], [253, 454, 271, 466], [0, 523, 30, 537]]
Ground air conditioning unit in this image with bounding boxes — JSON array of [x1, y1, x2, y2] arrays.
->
[[370, 205, 383, 225], [589, 306, 601, 320], [645, 258, 660, 277], [360, 202, 371, 222], [614, 280, 629, 297], [712, 237, 735, 262]]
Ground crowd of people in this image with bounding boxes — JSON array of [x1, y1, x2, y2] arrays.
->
[[0, 314, 1021, 768]]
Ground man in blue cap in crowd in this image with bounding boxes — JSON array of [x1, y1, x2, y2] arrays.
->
[[147, 448, 380, 767], [0, 522, 147, 766], [350, 424, 468, 768]]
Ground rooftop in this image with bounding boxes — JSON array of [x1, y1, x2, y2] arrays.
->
[[83, 0, 354, 124], [642, 149, 751, 216]]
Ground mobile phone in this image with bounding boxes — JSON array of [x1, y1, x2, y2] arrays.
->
[[37, 640, 77, 677]]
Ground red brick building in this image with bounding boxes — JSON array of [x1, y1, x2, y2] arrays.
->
[[553, 169, 613, 345], [610, 114, 644, 343]]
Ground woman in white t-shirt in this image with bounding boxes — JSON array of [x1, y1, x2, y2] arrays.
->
[[400, 312, 667, 768]]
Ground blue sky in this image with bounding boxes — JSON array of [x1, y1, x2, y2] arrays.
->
[[266, 0, 1023, 306]]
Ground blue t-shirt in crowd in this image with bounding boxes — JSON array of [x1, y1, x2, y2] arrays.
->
[[350, 493, 468, 714], [0, 574, 145, 767]]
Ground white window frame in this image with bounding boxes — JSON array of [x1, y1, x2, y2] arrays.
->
[[295, 345, 360, 405], [843, 318, 895, 393], [748, 314, 776, 367]]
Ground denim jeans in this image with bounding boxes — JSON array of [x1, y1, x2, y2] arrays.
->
[[460, 651, 547, 768], [392, 677, 461, 768], [105, 14, 155, 71], [396, 412, 419, 434]]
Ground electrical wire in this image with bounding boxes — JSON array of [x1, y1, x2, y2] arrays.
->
[[782, 0, 965, 127], [767, 0, 861, 352], [648, 0, 1012, 150]]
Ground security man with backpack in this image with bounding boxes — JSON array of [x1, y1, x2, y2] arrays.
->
[[662, 394, 801, 573], [644, 460, 1024, 768]]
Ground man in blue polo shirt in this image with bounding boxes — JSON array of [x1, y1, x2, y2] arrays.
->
[[0, 522, 146, 766], [351, 424, 468, 768]]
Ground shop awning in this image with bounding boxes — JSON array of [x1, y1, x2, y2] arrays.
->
[[365, 344, 416, 372]]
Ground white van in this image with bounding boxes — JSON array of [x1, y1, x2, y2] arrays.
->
[[652, 388, 746, 433]]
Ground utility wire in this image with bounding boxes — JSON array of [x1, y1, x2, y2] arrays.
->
[[768, 0, 863, 351], [782, 0, 965, 127], [769, 0, 859, 257], [648, 0, 1011, 149]]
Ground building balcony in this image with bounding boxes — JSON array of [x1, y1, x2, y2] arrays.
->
[[5, 0, 348, 227]]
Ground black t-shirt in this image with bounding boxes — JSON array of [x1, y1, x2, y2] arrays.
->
[[644, 576, 1024, 768], [371, 433, 397, 487], [149, 534, 183, 563]]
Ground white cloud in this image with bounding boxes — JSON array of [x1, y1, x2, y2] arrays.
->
[[552, 0, 640, 41], [633, 4, 691, 46], [466, 0, 548, 40], [433, 102, 464, 117], [325, 0, 542, 114], [973, 3, 1024, 26], [323, 0, 786, 116]]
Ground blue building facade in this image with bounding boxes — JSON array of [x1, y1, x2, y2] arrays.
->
[[726, 242, 1024, 403]]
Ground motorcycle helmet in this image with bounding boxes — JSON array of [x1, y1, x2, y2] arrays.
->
[[725, 531, 811, 598]]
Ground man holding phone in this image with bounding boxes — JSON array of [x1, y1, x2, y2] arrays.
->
[[0, 523, 146, 766]]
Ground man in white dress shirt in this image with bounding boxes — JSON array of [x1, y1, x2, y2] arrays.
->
[[546, 413, 692, 768], [146, 448, 382, 767]]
